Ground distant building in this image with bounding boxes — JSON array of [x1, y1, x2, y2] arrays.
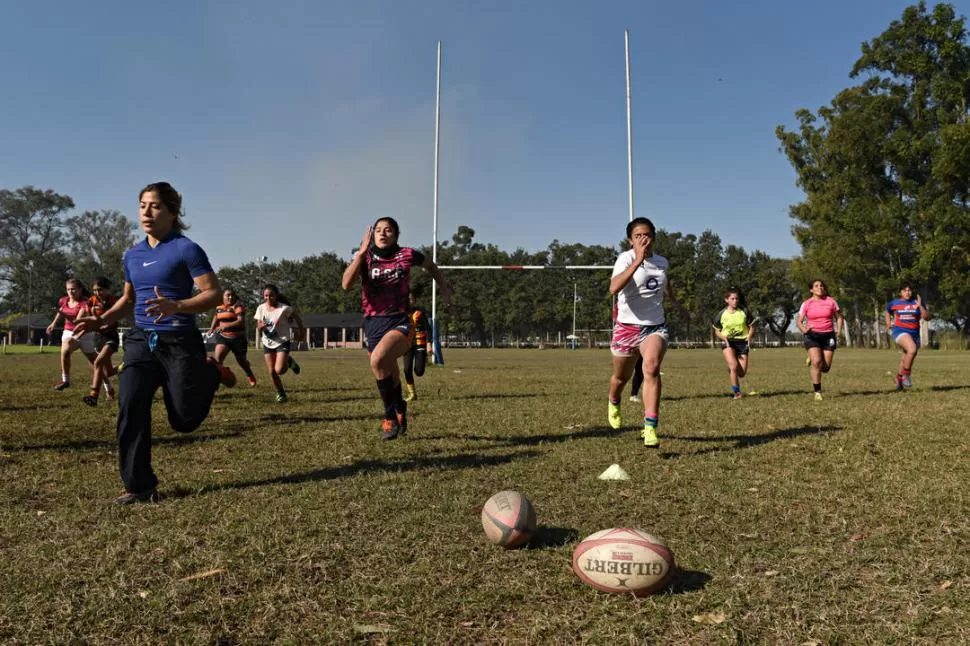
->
[[3, 314, 51, 345], [298, 312, 364, 349]]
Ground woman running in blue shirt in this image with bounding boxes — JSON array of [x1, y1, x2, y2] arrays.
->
[[76, 182, 235, 504]]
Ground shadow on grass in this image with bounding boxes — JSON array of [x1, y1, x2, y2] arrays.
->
[[663, 392, 744, 402], [259, 412, 376, 424], [842, 389, 900, 397], [293, 386, 374, 394], [929, 384, 970, 392], [450, 392, 546, 401], [738, 388, 810, 399], [418, 425, 628, 447], [527, 526, 579, 550], [668, 569, 713, 594], [662, 425, 842, 459], [8, 430, 244, 453], [0, 402, 74, 412], [166, 449, 543, 499]]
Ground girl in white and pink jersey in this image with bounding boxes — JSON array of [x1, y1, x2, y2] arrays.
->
[[46, 278, 100, 392], [341, 217, 451, 441], [796, 279, 844, 400]]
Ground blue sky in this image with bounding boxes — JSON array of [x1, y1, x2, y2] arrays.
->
[[2, 1, 962, 270]]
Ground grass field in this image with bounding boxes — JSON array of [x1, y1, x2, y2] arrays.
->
[[1, 347, 968, 644]]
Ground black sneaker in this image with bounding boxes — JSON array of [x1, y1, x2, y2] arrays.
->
[[381, 418, 401, 440], [54, 381, 70, 391], [113, 489, 159, 504], [82, 393, 98, 407], [288, 355, 301, 375]]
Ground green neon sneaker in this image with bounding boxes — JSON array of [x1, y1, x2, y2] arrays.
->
[[608, 401, 622, 429], [641, 424, 659, 448]]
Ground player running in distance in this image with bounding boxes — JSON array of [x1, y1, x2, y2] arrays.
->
[[607, 217, 680, 448], [712, 287, 756, 399], [82, 277, 120, 406], [208, 288, 258, 387], [796, 279, 844, 401], [885, 283, 930, 390], [47, 278, 99, 392], [402, 287, 430, 402], [254, 284, 303, 402], [342, 217, 451, 440]]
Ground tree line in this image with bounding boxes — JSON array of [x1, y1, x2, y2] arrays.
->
[[1, 3, 967, 346]]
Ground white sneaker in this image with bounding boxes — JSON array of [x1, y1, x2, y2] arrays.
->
[[629, 395, 640, 403]]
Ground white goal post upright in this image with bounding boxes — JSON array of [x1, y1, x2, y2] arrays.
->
[[431, 40, 443, 362], [429, 32, 636, 358], [625, 29, 635, 224]]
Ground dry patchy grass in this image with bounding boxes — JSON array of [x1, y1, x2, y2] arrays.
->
[[0, 347, 968, 644]]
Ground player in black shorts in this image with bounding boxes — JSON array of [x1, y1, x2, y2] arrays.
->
[[207, 288, 257, 387], [82, 277, 119, 406]]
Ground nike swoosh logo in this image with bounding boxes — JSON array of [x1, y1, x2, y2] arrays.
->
[[142, 261, 158, 267]]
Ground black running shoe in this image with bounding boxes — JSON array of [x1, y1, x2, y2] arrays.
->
[[381, 418, 401, 440], [113, 489, 159, 505]]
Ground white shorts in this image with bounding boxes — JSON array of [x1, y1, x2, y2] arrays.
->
[[63, 330, 96, 354], [610, 321, 669, 357]]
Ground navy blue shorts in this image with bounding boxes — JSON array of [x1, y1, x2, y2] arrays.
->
[[95, 330, 120, 353], [364, 314, 411, 353], [215, 332, 249, 357], [804, 331, 837, 351], [723, 339, 750, 356], [263, 341, 291, 355]]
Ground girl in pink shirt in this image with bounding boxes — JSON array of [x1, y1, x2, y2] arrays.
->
[[796, 280, 844, 400], [46, 279, 99, 391]]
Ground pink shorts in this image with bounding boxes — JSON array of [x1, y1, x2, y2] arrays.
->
[[610, 321, 669, 357]]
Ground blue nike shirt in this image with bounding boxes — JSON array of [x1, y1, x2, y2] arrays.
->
[[123, 232, 214, 331]]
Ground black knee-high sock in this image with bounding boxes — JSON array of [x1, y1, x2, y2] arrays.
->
[[377, 377, 396, 419], [394, 382, 407, 416]]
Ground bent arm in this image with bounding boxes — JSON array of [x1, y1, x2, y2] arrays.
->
[[180, 273, 222, 314], [609, 263, 639, 295], [421, 257, 451, 296], [342, 253, 366, 290]]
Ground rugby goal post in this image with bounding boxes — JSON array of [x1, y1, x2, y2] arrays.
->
[[429, 32, 637, 364]]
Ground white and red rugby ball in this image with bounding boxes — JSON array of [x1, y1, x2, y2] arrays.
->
[[481, 490, 537, 549], [572, 527, 675, 596]]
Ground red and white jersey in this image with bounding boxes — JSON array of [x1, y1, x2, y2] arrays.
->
[[58, 296, 88, 332], [360, 246, 425, 317]]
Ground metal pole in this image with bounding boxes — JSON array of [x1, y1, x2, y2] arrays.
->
[[625, 30, 635, 223], [27, 261, 32, 345], [572, 281, 578, 349], [431, 40, 442, 334]]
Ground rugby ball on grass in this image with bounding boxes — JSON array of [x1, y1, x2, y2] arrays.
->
[[481, 490, 537, 549], [572, 527, 675, 596]]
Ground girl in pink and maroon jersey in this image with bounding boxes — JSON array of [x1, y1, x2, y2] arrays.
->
[[341, 217, 451, 440], [46, 278, 99, 391], [796, 279, 844, 400]]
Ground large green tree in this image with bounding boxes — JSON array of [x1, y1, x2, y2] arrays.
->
[[0, 187, 75, 315], [64, 209, 137, 286], [777, 2, 970, 334]]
